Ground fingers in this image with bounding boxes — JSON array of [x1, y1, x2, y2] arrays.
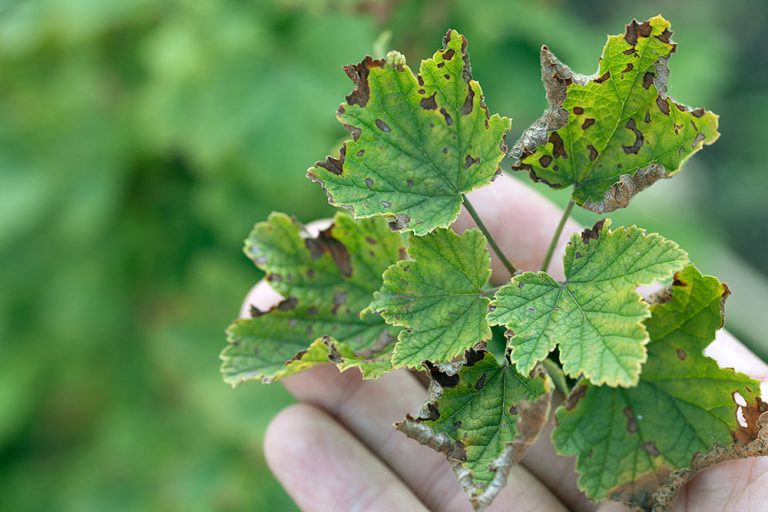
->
[[455, 174, 581, 281], [264, 403, 428, 512]]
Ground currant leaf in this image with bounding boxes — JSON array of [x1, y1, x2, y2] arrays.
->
[[308, 30, 511, 235], [552, 265, 767, 511], [489, 219, 688, 387], [397, 350, 552, 511], [512, 15, 719, 213], [368, 228, 492, 368], [220, 212, 403, 385]]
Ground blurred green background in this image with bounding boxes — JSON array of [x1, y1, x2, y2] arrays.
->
[[1, 0, 767, 510]]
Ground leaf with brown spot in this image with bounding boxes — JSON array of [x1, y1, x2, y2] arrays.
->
[[489, 220, 688, 387], [367, 228, 493, 367], [397, 351, 552, 511], [308, 30, 510, 236], [511, 15, 719, 213], [221, 212, 404, 385], [552, 265, 765, 510]]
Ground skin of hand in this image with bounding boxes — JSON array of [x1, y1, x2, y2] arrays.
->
[[243, 175, 768, 512]]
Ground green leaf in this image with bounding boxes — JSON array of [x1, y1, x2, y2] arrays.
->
[[512, 16, 719, 213], [397, 350, 552, 511], [552, 265, 765, 511], [221, 212, 403, 385], [489, 219, 688, 386], [308, 30, 511, 235], [368, 228, 492, 368]]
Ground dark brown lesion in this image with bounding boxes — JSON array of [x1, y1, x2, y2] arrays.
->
[[549, 132, 568, 158], [623, 407, 638, 433], [587, 144, 598, 161], [580, 219, 607, 244], [464, 155, 479, 169], [344, 56, 384, 108], [315, 146, 346, 176], [305, 226, 353, 277], [656, 96, 670, 115], [594, 70, 611, 84], [420, 92, 438, 110], [642, 72, 654, 90], [624, 19, 653, 46], [581, 118, 595, 129], [622, 118, 645, 154]]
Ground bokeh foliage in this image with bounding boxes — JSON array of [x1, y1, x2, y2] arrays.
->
[[1, 0, 766, 509]]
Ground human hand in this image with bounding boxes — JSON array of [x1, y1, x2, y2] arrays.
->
[[245, 175, 768, 512]]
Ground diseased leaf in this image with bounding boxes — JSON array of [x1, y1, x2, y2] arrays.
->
[[552, 265, 767, 511], [368, 228, 492, 368], [308, 30, 511, 235], [489, 219, 688, 386], [220, 212, 403, 385], [512, 15, 719, 213], [397, 350, 552, 511]]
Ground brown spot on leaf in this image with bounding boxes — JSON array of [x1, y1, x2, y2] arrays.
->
[[644, 111, 651, 123], [365, 178, 373, 188], [565, 384, 588, 410], [623, 407, 638, 433], [381, 200, 391, 208], [509, 405, 519, 415], [580, 219, 606, 244], [356, 149, 365, 157], [676, 348, 687, 360], [539, 155, 552, 168], [406, 179, 414, 187], [643, 441, 661, 457], [465, 348, 484, 367], [656, 28, 672, 43], [420, 92, 437, 110], [344, 56, 384, 107], [656, 96, 670, 115], [642, 71, 654, 89], [388, 214, 411, 231], [426, 403, 440, 421], [549, 132, 567, 158], [464, 155, 479, 169], [443, 48, 455, 60], [588, 144, 598, 161], [365, 236, 377, 245], [375, 118, 391, 132], [444, 73, 451, 80], [581, 118, 595, 129], [573, 106, 584, 115], [622, 118, 645, 154], [440, 107, 453, 125], [460, 84, 475, 115], [624, 20, 652, 46], [316, 146, 346, 176], [594, 70, 611, 84], [475, 373, 487, 391], [622, 63, 634, 73], [277, 297, 298, 311], [692, 108, 705, 118], [307, 306, 319, 315], [305, 227, 352, 277]]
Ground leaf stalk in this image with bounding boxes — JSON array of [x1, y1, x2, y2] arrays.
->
[[462, 195, 517, 276]]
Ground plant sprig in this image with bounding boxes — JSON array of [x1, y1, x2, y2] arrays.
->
[[222, 16, 768, 512]]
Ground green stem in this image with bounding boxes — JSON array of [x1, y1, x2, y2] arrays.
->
[[542, 358, 571, 396], [462, 195, 517, 276], [540, 199, 575, 273]]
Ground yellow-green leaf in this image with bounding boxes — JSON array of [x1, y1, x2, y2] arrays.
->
[[512, 16, 719, 213], [489, 219, 688, 386]]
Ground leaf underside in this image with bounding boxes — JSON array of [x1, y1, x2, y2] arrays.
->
[[512, 15, 719, 213], [397, 350, 552, 511], [221, 212, 404, 385], [489, 219, 688, 387], [369, 228, 492, 367], [552, 265, 768, 511], [308, 29, 511, 235]]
